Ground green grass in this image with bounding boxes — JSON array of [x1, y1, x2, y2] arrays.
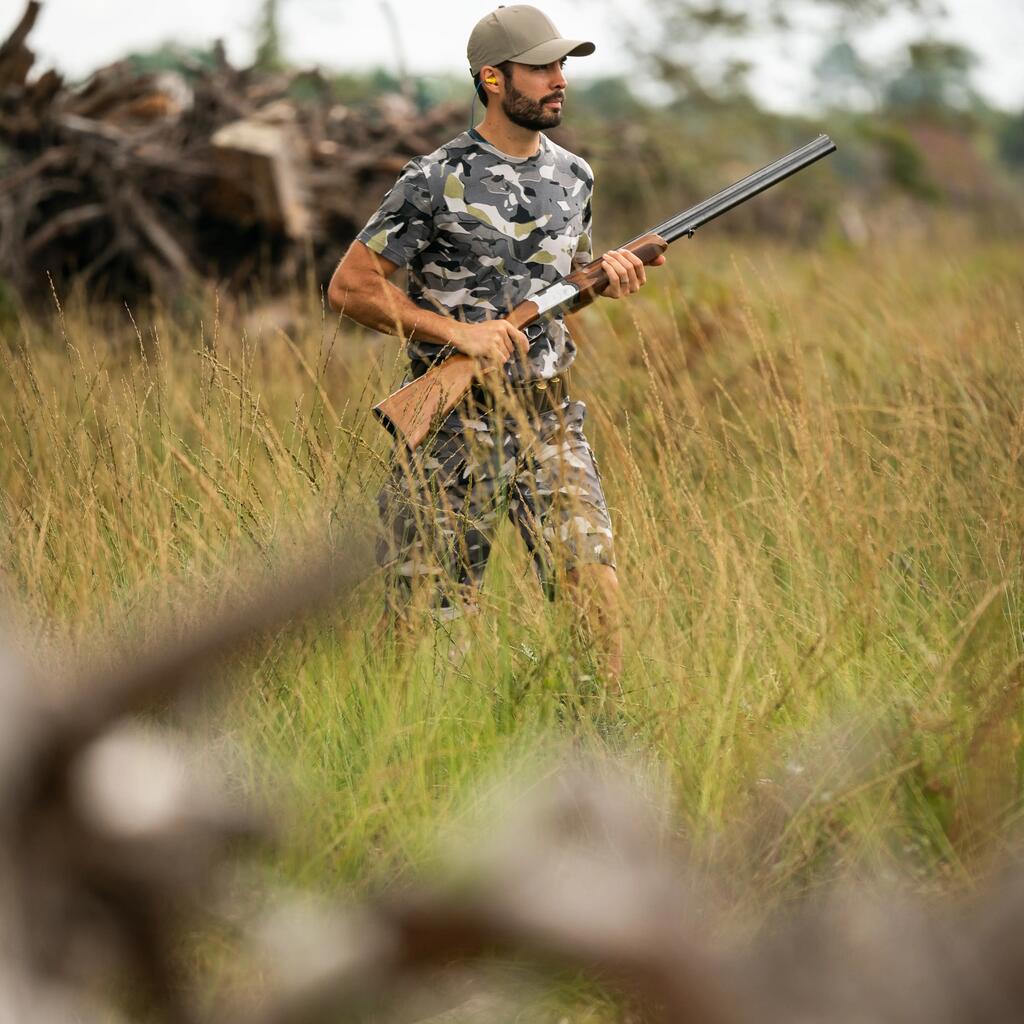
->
[[2, 230, 1023, 939]]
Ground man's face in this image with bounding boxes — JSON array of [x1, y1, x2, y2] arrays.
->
[[500, 59, 568, 131]]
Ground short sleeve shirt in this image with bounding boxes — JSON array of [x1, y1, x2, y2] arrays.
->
[[356, 129, 594, 383]]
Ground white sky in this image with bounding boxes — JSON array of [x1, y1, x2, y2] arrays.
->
[[3, 0, 1023, 112]]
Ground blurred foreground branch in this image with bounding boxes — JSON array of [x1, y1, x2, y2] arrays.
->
[[4, 529, 1024, 1023]]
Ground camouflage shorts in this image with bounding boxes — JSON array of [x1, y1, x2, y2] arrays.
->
[[376, 392, 615, 619]]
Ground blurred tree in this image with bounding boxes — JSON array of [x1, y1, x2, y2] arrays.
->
[[883, 40, 984, 117], [378, 1, 413, 99], [998, 110, 1024, 170], [813, 38, 878, 111], [255, 0, 284, 72], [858, 120, 939, 198], [415, 73, 472, 108], [642, 1, 752, 106], [125, 42, 222, 76], [637, 0, 941, 105], [575, 76, 647, 119], [326, 68, 402, 106]]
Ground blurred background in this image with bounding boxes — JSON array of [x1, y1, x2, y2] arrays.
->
[[1, 0, 1022, 310]]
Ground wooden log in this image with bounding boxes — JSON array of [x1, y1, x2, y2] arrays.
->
[[24, 203, 106, 256], [122, 186, 198, 283], [57, 111, 131, 145], [0, 147, 74, 196], [210, 117, 311, 239]]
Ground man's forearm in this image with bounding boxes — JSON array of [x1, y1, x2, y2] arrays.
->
[[329, 273, 456, 345]]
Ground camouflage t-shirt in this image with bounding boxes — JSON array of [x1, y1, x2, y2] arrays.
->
[[357, 128, 594, 383]]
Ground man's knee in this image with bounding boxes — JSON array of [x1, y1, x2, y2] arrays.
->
[[566, 563, 620, 609]]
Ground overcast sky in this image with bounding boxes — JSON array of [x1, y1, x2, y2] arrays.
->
[[4, 0, 1023, 113]]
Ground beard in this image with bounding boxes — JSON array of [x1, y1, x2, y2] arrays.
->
[[501, 80, 564, 131]]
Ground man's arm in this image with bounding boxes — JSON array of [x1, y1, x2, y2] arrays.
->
[[570, 194, 666, 299], [327, 241, 528, 368]]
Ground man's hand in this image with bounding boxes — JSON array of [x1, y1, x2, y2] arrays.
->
[[600, 248, 667, 299], [450, 320, 530, 369]]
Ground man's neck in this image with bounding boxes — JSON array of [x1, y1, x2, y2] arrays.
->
[[474, 111, 541, 159]]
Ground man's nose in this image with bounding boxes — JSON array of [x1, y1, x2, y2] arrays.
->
[[549, 65, 567, 90]]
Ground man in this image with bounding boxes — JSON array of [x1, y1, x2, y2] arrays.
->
[[327, 5, 664, 683]]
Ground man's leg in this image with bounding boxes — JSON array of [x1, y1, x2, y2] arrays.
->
[[375, 410, 503, 643], [564, 563, 623, 687], [511, 399, 621, 687]]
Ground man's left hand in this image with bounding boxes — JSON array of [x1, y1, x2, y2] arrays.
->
[[599, 248, 667, 300]]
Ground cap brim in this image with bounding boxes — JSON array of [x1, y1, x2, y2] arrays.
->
[[509, 37, 595, 65]]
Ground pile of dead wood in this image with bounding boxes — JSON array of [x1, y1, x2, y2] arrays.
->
[[0, 1, 468, 305]]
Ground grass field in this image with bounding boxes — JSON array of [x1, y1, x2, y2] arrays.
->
[[2, 230, 1024, 1003]]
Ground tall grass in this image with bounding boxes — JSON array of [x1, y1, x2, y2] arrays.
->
[[2, 233, 1023, 923]]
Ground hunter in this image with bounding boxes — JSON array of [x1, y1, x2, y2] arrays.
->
[[327, 4, 665, 683]]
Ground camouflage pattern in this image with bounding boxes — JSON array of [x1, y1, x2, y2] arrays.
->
[[357, 128, 593, 384], [362, 128, 613, 614], [377, 396, 615, 619]]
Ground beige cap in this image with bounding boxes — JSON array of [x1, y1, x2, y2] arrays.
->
[[467, 5, 595, 75]]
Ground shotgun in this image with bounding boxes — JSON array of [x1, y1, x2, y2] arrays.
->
[[373, 134, 837, 448]]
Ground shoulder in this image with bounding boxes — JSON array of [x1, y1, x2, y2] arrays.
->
[[404, 132, 483, 201], [416, 132, 479, 176], [541, 135, 594, 189]]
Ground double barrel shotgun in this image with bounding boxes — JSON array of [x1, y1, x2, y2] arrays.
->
[[373, 134, 837, 448]]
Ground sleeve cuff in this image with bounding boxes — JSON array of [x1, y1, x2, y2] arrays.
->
[[356, 231, 411, 269]]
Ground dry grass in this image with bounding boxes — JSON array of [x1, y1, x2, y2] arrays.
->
[[2, 229, 1023, 931]]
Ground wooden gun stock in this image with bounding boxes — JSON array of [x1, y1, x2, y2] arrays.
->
[[372, 233, 668, 448]]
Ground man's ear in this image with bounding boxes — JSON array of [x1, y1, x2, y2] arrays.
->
[[480, 65, 502, 92]]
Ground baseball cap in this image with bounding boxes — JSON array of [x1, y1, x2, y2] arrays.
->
[[467, 5, 595, 75]]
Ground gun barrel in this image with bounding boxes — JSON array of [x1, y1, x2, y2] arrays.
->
[[635, 134, 837, 246]]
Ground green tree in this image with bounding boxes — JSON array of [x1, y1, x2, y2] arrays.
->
[[883, 40, 983, 116], [576, 76, 646, 119], [254, 0, 284, 72], [125, 41, 222, 76], [813, 38, 878, 111], [633, 0, 941, 105], [998, 110, 1024, 170]]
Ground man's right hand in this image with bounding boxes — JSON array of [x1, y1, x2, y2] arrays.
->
[[450, 320, 529, 369]]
